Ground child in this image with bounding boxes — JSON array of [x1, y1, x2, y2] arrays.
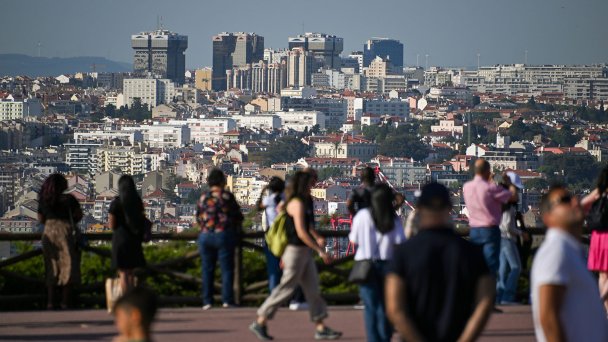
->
[[112, 287, 158, 342]]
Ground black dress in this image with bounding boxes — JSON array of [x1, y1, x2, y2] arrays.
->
[[110, 198, 146, 270]]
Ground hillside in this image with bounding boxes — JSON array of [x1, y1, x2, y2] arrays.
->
[[0, 54, 131, 77]]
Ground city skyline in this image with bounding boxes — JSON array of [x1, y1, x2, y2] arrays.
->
[[1, 0, 606, 70]]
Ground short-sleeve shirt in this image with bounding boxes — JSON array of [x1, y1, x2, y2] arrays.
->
[[196, 189, 243, 233], [531, 229, 608, 342], [463, 175, 512, 227], [349, 208, 405, 261], [262, 192, 282, 227], [388, 228, 490, 342]]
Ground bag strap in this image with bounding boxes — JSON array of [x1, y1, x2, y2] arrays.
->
[[372, 233, 384, 260]]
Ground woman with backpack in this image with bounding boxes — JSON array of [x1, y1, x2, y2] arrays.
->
[[109, 175, 147, 293], [349, 184, 406, 342], [582, 166, 608, 314], [249, 171, 342, 341], [196, 169, 243, 310], [256, 176, 285, 292]]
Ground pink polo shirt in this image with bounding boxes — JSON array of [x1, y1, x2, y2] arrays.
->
[[463, 175, 512, 228]]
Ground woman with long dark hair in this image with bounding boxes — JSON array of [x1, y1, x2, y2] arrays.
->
[[582, 166, 608, 313], [109, 175, 147, 293], [349, 184, 406, 342], [38, 173, 83, 309], [250, 171, 342, 341]]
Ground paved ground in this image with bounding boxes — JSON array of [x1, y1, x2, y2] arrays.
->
[[0, 305, 534, 341]]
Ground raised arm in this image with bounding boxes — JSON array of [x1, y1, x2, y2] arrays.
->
[[385, 274, 425, 342], [581, 189, 600, 214], [457, 275, 495, 342]]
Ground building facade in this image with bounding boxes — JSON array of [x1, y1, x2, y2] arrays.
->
[[131, 29, 188, 84], [212, 32, 264, 91]]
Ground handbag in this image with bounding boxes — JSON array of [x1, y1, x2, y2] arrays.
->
[[348, 234, 384, 284], [265, 210, 289, 257]]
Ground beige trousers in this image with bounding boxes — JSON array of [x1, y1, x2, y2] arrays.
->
[[257, 245, 328, 322]]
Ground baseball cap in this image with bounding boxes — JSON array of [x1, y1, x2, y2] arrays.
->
[[506, 171, 524, 189], [416, 182, 452, 210]]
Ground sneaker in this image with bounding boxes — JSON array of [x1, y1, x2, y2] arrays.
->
[[222, 303, 237, 308], [249, 322, 273, 341], [202, 304, 212, 310], [492, 307, 503, 313], [289, 302, 309, 311], [315, 326, 342, 340]]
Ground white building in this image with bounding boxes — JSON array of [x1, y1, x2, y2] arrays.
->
[[280, 87, 317, 99], [168, 118, 236, 145], [275, 110, 325, 132], [0, 96, 42, 121], [135, 124, 190, 149], [232, 114, 281, 130], [430, 120, 464, 134], [364, 99, 409, 118], [123, 78, 176, 108]]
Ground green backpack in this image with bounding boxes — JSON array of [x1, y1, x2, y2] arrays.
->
[[265, 211, 289, 257]]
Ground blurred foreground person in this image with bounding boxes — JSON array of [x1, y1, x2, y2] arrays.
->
[[256, 176, 285, 292], [347, 167, 376, 216], [532, 186, 608, 342], [349, 184, 406, 342], [250, 171, 341, 340], [38, 173, 83, 309], [386, 182, 495, 342], [112, 287, 158, 342]]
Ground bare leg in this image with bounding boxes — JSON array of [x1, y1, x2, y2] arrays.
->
[[119, 270, 128, 293], [599, 272, 608, 313]]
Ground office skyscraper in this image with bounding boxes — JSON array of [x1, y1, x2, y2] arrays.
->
[[288, 33, 343, 70], [363, 38, 403, 69], [212, 32, 264, 91], [287, 47, 313, 88], [131, 29, 188, 84]]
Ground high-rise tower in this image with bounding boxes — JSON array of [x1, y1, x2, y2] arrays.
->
[[363, 38, 403, 69], [131, 29, 188, 84], [212, 32, 264, 91], [288, 33, 343, 70]]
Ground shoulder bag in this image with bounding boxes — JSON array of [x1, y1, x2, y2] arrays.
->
[[348, 233, 384, 284]]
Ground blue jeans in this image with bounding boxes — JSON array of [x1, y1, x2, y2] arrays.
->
[[263, 242, 282, 292], [358, 261, 392, 342], [198, 230, 236, 306], [497, 238, 521, 303], [469, 227, 501, 275]]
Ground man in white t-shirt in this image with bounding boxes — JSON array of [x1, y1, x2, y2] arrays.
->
[[532, 186, 608, 342]]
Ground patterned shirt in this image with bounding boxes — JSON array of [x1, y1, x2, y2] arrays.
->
[[196, 189, 243, 233]]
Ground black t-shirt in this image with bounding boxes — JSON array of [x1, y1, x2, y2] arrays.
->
[[388, 228, 490, 342], [285, 197, 315, 246]]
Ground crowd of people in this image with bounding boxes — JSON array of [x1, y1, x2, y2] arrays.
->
[[36, 160, 608, 341]]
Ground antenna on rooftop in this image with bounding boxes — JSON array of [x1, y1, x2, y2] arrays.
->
[[525, 50, 528, 65], [416, 54, 419, 67], [477, 52, 481, 70], [160, 16, 164, 30], [156, 15, 160, 30]]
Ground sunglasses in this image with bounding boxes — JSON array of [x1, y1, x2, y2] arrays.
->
[[549, 194, 573, 209]]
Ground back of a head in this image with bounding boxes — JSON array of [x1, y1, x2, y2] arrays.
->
[[474, 159, 490, 177], [286, 171, 312, 201], [416, 182, 453, 229], [361, 167, 376, 186], [114, 287, 158, 331], [268, 176, 285, 194], [370, 183, 396, 234], [207, 168, 226, 188], [40, 173, 68, 207]]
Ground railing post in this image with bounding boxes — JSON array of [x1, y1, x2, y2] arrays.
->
[[234, 233, 243, 306]]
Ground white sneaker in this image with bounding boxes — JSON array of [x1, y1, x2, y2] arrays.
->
[[202, 304, 212, 310], [289, 302, 309, 311]]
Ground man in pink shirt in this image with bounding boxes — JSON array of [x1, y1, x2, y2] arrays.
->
[[463, 159, 514, 275]]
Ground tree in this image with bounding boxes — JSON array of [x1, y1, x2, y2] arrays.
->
[[548, 125, 580, 147], [317, 167, 342, 181], [526, 96, 537, 109], [258, 136, 312, 166], [538, 153, 601, 191]]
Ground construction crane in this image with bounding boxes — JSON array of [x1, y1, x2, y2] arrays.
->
[[90, 64, 106, 73]]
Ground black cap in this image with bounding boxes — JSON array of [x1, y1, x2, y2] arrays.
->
[[416, 182, 452, 210]]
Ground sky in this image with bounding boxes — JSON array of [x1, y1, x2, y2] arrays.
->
[[1, 0, 606, 69]]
